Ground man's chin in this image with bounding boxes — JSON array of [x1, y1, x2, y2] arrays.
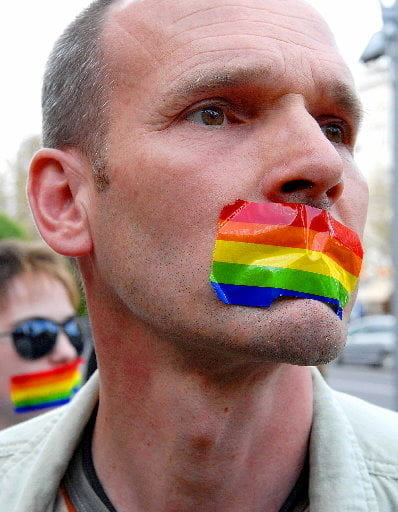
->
[[210, 296, 349, 366], [153, 293, 349, 371]]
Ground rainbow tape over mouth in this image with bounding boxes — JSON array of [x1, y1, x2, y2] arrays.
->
[[10, 358, 83, 413], [209, 200, 363, 318]]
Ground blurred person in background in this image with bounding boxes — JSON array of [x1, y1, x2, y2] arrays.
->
[[0, 239, 85, 429]]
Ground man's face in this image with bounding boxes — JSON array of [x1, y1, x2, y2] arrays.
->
[[87, 0, 368, 366], [0, 273, 77, 414]]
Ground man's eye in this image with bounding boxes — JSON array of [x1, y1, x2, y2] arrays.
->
[[186, 107, 226, 127], [321, 123, 345, 144]]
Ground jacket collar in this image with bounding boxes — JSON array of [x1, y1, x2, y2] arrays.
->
[[309, 369, 379, 511]]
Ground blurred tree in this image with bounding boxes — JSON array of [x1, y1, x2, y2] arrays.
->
[[0, 213, 27, 240], [0, 181, 8, 214], [364, 169, 392, 275], [8, 135, 41, 238]]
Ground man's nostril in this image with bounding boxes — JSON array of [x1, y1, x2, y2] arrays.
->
[[326, 183, 343, 199], [281, 180, 314, 194]]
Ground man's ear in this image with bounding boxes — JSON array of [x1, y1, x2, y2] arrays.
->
[[28, 148, 93, 257]]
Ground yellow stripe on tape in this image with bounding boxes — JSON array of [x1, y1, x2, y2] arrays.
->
[[11, 377, 80, 401], [213, 240, 357, 292]]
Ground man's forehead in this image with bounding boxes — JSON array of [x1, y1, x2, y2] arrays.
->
[[104, 0, 338, 76], [109, 0, 330, 36], [112, 0, 318, 13]]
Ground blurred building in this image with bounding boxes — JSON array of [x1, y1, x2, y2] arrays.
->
[[354, 59, 393, 314]]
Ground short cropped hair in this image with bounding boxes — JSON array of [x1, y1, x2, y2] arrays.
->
[[0, 240, 80, 310], [42, 0, 115, 190]]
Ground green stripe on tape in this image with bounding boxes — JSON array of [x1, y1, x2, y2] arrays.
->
[[13, 389, 78, 408], [210, 261, 349, 306]]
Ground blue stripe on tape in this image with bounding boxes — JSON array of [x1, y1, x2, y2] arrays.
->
[[14, 398, 72, 414], [210, 282, 342, 318]]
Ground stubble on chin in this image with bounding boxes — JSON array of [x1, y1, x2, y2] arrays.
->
[[153, 297, 349, 376]]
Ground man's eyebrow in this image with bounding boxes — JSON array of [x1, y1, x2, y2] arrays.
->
[[166, 67, 273, 99], [327, 81, 364, 125]]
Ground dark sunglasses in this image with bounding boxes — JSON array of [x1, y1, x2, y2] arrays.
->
[[0, 316, 84, 360]]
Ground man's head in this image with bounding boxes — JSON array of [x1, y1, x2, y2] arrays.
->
[[29, 0, 368, 374], [0, 240, 82, 426]]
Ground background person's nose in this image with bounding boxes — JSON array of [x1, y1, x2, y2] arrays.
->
[[48, 331, 78, 364], [260, 107, 346, 210]]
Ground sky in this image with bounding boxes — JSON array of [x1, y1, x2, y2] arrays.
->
[[0, 0, 384, 180]]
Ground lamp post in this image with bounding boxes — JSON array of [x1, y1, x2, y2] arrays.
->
[[388, 2, 398, 412], [361, 1, 398, 410]]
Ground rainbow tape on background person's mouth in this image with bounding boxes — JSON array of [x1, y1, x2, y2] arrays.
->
[[209, 200, 363, 319], [10, 358, 84, 413]]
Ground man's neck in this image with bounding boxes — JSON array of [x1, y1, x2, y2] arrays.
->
[[92, 362, 313, 512]]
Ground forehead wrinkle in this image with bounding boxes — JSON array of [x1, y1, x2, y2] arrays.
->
[[110, 19, 160, 64], [103, 9, 165, 88], [172, 2, 324, 26], [167, 25, 333, 60], [109, 0, 337, 86], [167, 6, 334, 56], [113, 0, 334, 57]]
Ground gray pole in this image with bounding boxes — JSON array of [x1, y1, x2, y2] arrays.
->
[[360, 2, 398, 410], [382, 1, 398, 411], [392, 3, 398, 412]]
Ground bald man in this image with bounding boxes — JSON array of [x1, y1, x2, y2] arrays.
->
[[0, 0, 397, 511]]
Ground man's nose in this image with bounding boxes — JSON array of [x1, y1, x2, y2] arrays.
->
[[259, 106, 345, 210], [48, 332, 78, 365]]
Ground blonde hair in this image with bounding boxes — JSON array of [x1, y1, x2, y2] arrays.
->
[[0, 239, 80, 309]]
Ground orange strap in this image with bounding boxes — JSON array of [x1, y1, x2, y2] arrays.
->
[[60, 484, 77, 512]]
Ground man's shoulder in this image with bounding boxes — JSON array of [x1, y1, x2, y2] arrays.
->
[[335, 390, 398, 440], [313, 368, 398, 448], [313, 367, 398, 473], [334, 389, 398, 477]]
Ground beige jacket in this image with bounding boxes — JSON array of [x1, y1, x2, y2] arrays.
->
[[1, 369, 398, 511]]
